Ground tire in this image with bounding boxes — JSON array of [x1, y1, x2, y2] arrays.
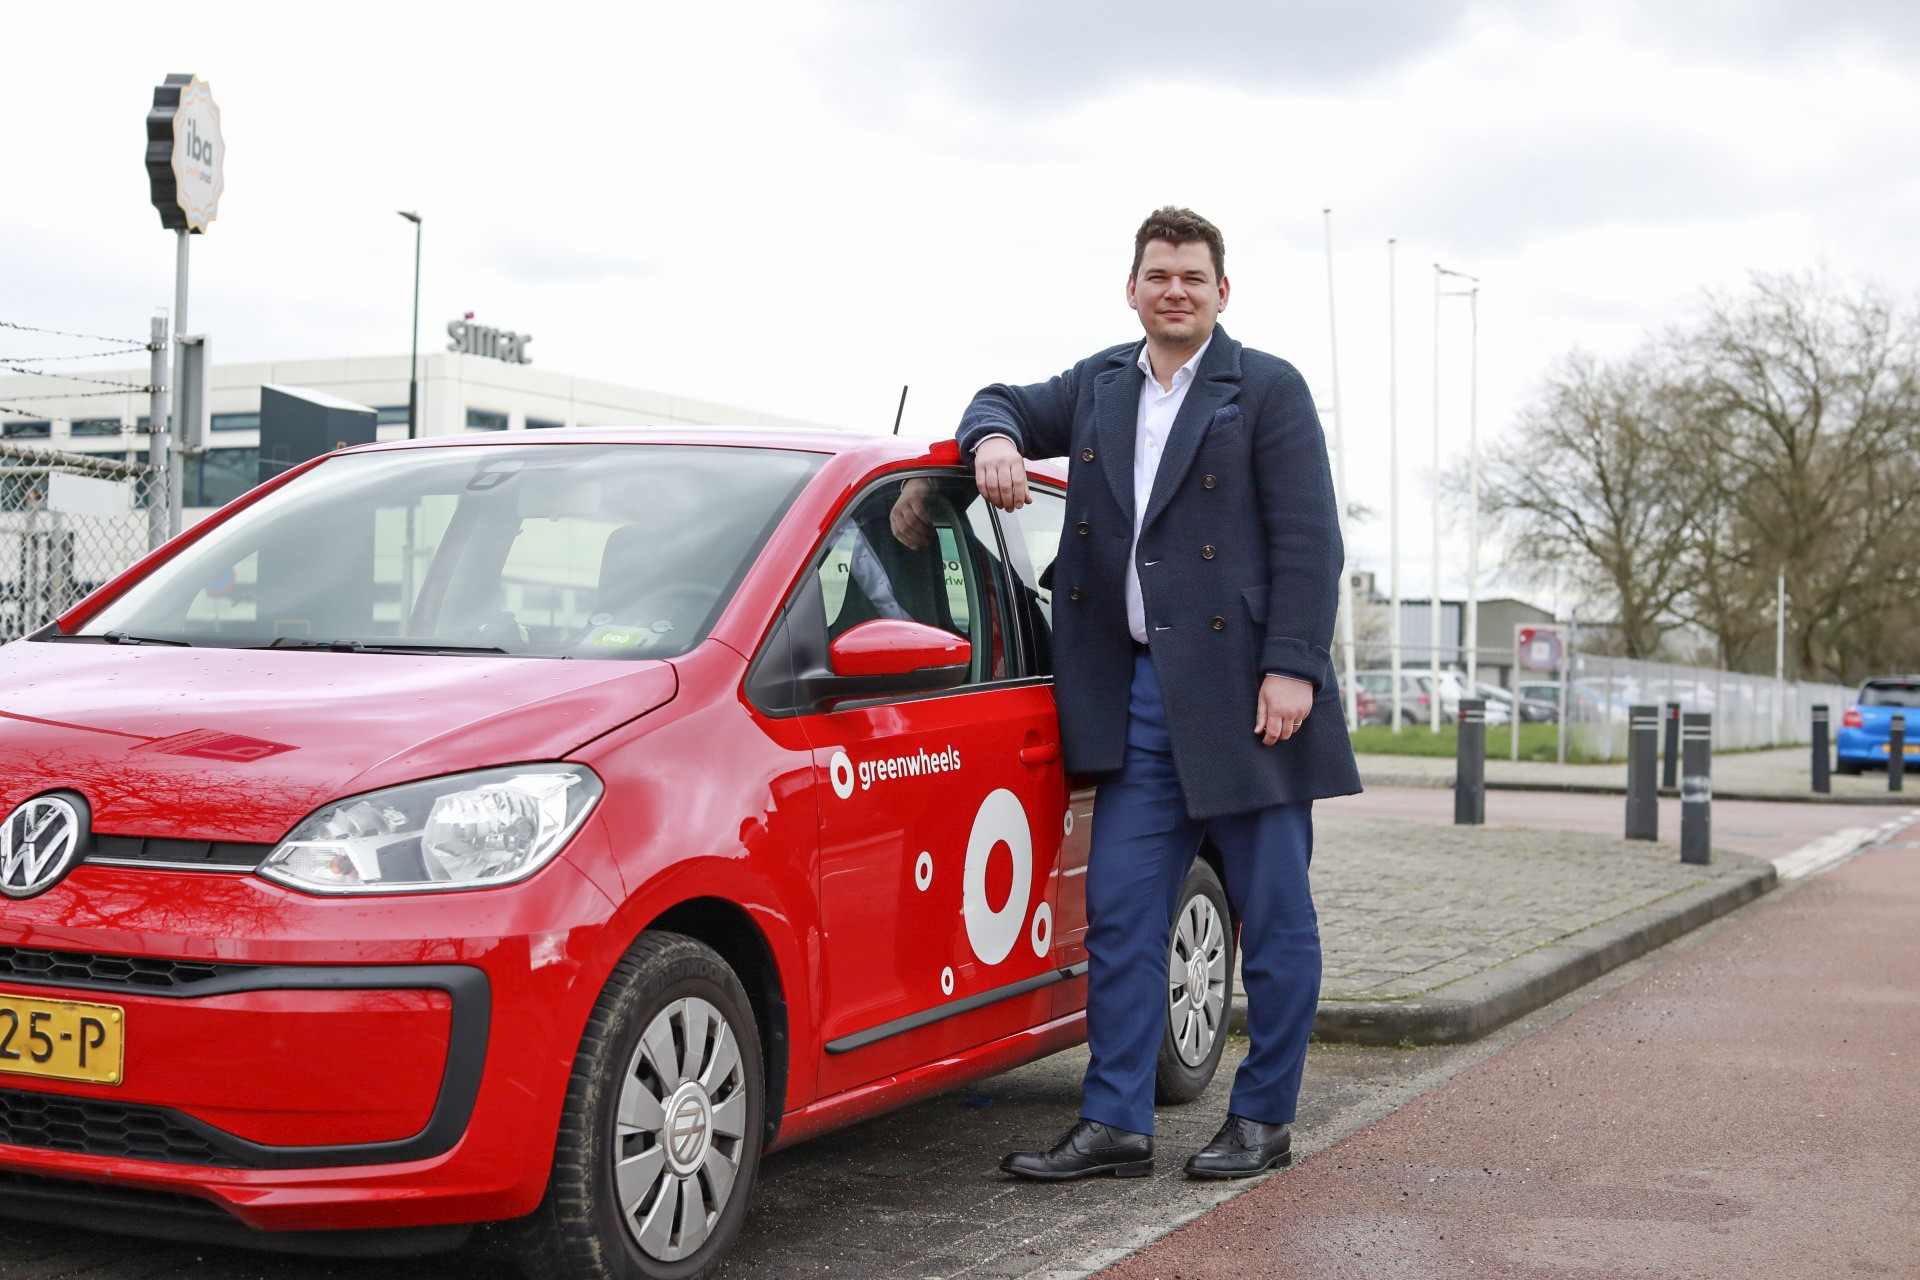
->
[[1836, 759, 1864, 776], [1155, 859, 1235, 1105], [513, 932, 765, 1280]]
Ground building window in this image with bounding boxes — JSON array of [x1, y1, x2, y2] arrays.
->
[[195, 448, 260, 507], [375, 406, 410, 426], [213, 412, 260, 432], [136, 417, 151, 431], [526, 417, 566, 430], [466, 408, 509, 432], [70, 418, 123, 437], [2, 421, 50, 439]]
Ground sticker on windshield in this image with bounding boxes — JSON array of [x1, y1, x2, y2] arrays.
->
[[582, 626, 651, 649]]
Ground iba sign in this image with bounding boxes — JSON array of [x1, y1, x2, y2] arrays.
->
[[146, 74, 225, 232]]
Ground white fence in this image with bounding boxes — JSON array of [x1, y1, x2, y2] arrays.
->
[[1566, 653, 1854, 762]]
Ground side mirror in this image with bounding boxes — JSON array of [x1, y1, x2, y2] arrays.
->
[[829, 619, 971, 680]]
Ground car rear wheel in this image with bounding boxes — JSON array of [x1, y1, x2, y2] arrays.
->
[[514, 932, 765, 1280], [1155, 859, 1234, 1104]]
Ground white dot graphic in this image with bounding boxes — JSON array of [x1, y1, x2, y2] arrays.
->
[[1030, 902, 1053, 957], [915, 851, 933, 891], [963, 788, 1032, 966], [940, 967, 954, 996], [1063, 809, 1075, 836], [829, 750, 854, 800]]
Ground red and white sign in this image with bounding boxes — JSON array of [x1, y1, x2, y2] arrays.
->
[[1516, 624, 1565, 673]]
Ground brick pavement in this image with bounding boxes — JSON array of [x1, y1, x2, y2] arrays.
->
[[1309, 813, 1767, 1006]]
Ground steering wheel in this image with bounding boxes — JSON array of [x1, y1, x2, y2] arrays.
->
[[570, 583, 724, 651]]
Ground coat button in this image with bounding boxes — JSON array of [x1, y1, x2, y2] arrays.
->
[[1069, 588, 1083, 601], [1203, 474, 1217, 489], [1077, 521, 1090, 535], [1201, 545, 1216, 559], [1081, 448, 1095, 462], [1211, 616, 1226, 631]]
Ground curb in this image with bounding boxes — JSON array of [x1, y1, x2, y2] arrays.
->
[[1361, 771, 1915, 807], [1230, 859, 1778, 1047]]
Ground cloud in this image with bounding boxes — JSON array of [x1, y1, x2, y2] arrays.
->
[[490, 241, 656, 285], [821, 0, 1478, 114]]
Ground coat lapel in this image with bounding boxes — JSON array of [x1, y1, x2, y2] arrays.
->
[[1141, 329, 1243, 531], [1091, 346, 1143, 525]]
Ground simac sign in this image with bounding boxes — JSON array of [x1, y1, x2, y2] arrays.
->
[[145, 74, 225, 232], [448, 317, 534, 365]]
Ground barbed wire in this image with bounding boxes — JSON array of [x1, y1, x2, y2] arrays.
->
[[0, 365, 152, 391], [0, 346, 149, 363], [0, 389, 152, 416], [0, 319, 147, 346]]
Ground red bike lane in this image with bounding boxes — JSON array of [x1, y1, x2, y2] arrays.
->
[[1103, 828, 1920, 1279]]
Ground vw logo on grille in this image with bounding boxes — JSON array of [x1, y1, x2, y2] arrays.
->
[[668, 1094, 708, 1168], [0, 796, 85, 899]]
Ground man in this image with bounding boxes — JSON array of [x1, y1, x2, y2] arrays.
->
[[953, 207, 1361, 1180]]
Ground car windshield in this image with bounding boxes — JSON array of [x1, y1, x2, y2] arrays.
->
[[1861, 682, 1920, 708], [66, 443, 823, 659]]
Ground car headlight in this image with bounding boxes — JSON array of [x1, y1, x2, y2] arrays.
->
[[259, 764, 603, 894]]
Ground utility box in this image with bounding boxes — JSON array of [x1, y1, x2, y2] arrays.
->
[[258, 384, 377, 486]]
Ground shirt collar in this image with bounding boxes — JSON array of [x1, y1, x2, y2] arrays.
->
[[1136, 332, 1213, 390]]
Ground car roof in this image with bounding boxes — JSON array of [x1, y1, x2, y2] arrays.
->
[[331, 426, 1070, 484]]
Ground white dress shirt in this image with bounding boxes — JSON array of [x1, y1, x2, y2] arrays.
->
[[1127, 335, 1211, 644]]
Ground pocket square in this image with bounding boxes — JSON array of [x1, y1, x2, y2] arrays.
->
[[1210, 404, 1242, 428]]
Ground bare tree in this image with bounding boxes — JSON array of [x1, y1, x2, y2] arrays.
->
[[1479, 350, 1704, 659], [1678, 272, 1920, 680]]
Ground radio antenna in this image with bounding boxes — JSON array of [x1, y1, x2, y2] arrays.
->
[[891, 384, 909, 435]]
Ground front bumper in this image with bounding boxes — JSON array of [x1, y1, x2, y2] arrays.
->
[[0, 851, 619, 1237]]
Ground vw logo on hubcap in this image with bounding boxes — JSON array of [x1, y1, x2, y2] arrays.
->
[[662, 1083, 713, 1176], [1186, 953, 1209, 1008], [0, 796, 83, 899]]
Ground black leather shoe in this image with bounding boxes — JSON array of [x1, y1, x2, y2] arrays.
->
[[1183, 1114, 1292, 1179], [999, 1119, 1153, 1181]]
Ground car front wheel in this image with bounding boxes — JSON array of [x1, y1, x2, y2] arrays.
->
[[515, 932, 765, 1280], [1155, 859, 1234, 1104]]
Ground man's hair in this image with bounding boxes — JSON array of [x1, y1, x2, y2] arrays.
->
[[1131, 206, 1226, 281]]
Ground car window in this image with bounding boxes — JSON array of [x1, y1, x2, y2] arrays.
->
[[813, 474, 1008, 684], [1000, 487, 1065, 676], [1862, 682, 1920, 708], [77, 444, 823, 659]]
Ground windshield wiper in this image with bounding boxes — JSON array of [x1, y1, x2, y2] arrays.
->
[[261, 638, 510, 655], [42, 631, 192, 647]]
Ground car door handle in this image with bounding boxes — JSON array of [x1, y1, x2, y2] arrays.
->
[[1020, 741, 1060, 765]]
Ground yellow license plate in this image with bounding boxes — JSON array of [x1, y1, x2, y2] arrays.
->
[[0, 994, 124, 1085]]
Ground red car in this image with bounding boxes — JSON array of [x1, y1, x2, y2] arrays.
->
[[0, 430, 1236, 1279]]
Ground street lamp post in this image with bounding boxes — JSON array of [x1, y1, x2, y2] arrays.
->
[[1432, 264, 1480, 731], [398, 211, 422, 439]]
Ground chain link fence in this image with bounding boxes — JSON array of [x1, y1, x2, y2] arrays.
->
[[1566, 652, 1855, 761], [0, 444, 159, 642]]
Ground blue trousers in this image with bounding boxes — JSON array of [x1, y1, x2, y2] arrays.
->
[[1078, 652, 1320, 1135]]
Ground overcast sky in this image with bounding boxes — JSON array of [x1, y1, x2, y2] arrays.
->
[[9, 0, 1920, 610]]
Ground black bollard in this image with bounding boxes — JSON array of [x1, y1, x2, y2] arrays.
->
[[1681, 712, 1712, 865], [1455, 698, 1486, 825], [1811, 705, 1830, 794], [1626, 704, 1659, 841], [1892, 713, 1907, 793], [1662, 702, 1681, 790]]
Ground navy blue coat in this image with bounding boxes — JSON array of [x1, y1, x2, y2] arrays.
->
[[958, 327, 1363, 819]]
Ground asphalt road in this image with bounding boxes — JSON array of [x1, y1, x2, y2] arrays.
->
[[1104, 821, 1920, 1279]]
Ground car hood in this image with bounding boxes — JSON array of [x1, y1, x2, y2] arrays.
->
[[0, 641, 677, 844]]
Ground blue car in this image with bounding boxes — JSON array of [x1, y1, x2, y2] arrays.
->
[[1837, 676, 1920, 773]]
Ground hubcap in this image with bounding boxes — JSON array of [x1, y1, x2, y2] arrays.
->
[[1167, 892, 1229, 1067], [613, 997, 749, 1262]]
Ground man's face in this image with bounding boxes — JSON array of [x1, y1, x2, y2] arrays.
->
[[1127, 238, 1229, 347]]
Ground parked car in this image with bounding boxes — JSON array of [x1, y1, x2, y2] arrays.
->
[[1837, 675, 1920, 773], [0, 431, 1238, 1277], [1353, 669, 1432, 726], [1504, 681, 1561, 723]]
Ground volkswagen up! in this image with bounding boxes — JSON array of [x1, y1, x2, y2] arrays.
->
[[0, 430, 1237, 1279]]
